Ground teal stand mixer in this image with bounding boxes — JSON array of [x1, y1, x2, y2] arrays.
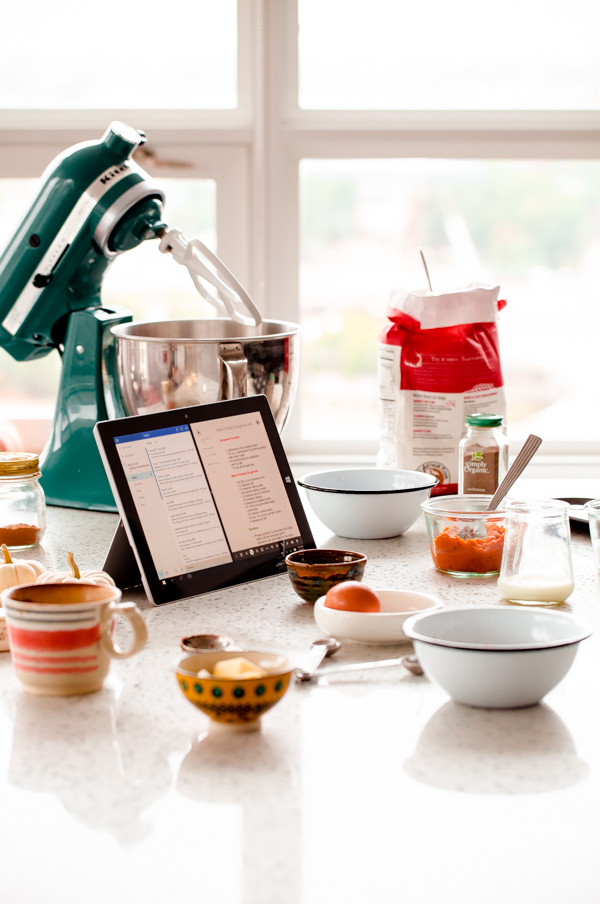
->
[[0, 122, 262, 512]]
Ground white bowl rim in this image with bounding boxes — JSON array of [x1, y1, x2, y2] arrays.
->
[[403, 606, 592, 651], [315, 589, 443, 618], [298, 468, 437, 495]]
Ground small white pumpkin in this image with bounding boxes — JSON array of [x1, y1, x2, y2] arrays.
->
[[0, 544, 45, 592], [37, 551, 116, 588]]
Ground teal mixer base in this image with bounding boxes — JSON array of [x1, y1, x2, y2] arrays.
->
[[40, 306, 132, 512], [41, 442, 118, 512]]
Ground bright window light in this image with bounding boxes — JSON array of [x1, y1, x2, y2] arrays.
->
[[0, 1, 237, 109], [299, 0, 600, 109], [300, 158, 600, 442]]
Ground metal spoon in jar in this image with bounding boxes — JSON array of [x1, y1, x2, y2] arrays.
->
[[486, 434, 543, 511], [295, 637, 342, 682]]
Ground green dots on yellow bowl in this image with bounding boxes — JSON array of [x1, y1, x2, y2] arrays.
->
[[175, 651, 293, 730]]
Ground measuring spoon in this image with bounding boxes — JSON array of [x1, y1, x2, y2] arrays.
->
[[295, 637, 342, 682], [311, 652, 423, 681]]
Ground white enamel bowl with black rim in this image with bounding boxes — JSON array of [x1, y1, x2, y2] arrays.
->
[[297, 469, 438, 539], [403, 607, 592, 709]]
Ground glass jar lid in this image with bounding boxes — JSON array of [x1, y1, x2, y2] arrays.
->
[[0, 452, 40, 477], [465, 413, 503, 427]]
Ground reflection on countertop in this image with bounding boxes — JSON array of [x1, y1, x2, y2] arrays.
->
[[3, 678, 191, 848], [405, 700, 589, 795], [1, 491, 600, 903], [177, 720, 302, 904]]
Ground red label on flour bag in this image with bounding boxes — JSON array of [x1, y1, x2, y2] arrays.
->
[[377, 285, 507, 495]]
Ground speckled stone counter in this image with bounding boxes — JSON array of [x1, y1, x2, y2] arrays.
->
[[1, 478, 600, 904]]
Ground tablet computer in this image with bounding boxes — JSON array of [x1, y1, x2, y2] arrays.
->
[[94, 395, 315, 605]]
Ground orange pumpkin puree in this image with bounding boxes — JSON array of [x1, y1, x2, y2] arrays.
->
[[433, 524, 505, 574], [0, 524, 40, 547]]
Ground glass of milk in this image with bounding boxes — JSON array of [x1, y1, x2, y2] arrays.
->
[[497, 500, 574, 605]]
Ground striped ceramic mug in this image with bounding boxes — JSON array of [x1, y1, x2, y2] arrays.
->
[[1, 582, 148, 696]]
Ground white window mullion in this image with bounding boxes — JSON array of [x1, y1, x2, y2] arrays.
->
[[255, 1, 301, 453], [249, 0, 268, 315]]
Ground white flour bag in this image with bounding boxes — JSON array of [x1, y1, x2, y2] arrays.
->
[[377, 284, 507, 495]]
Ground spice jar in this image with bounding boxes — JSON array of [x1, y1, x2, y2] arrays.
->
[[458, 413, 508, 495], [0, 453, 46, 549]]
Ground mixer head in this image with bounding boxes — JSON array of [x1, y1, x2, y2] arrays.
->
[[0, 121, 166, 362]]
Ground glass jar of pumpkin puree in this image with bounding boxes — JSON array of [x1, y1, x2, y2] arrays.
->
[[0, 453, 46, 549]]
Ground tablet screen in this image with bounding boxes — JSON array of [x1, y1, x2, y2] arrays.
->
[[114, 414, 304, 579], [95, 397, 314, 604]]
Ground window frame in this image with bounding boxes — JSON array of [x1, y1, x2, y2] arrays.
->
[[1, 0, 599, 458]]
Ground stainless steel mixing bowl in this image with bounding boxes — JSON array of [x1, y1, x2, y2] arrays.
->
[[111, 318, 299, 432]]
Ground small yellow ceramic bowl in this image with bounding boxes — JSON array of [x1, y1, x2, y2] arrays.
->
[[175, 651, 293, 730]]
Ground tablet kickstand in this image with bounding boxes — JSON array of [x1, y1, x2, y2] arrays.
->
[[103, 521, 143, 590]]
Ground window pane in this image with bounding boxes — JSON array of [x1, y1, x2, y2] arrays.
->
[[299, 0, 600, 110], [0, 178, 216, 421], [300, 159, 600, 443], [0, 1, 236, 109]]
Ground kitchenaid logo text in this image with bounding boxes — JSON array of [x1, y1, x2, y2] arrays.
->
[[99, 163, 130, 185]]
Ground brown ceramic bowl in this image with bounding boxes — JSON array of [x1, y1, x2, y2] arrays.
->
[[285, 548, 367, 604]]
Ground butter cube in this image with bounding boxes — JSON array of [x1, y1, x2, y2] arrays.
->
[[212, 657, 268, 679]]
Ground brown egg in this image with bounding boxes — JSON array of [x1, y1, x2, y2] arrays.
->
[[324, 581, 381, 612]]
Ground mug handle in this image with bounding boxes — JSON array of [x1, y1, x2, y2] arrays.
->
[[100, 601, 148, 660]]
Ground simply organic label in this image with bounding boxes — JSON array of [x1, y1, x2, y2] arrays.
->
[[462, 448, 499, 494]]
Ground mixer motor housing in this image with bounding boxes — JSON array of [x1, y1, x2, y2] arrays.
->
[[0, 122, 166, 510]]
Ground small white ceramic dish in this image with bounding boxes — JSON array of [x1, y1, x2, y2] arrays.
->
[[314, 588, 442, 644], [403, 606, 592, 709], [297, 468, 437, 539]]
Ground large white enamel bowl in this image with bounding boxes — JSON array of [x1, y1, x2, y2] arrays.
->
[[297, 469, 437, 539], [314, 588, 442, 644], [403, 607, 591, 709]]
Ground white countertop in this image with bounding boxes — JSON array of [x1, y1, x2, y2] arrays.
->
[[1, 478, 600, 904]]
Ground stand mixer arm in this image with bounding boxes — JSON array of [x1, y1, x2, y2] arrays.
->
[[158, 228, 263, 328]]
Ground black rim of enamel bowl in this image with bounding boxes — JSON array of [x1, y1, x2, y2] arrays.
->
[[403, 608, 592, 651], [297, 470, 438, 495]]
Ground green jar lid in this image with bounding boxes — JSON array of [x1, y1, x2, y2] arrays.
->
[[465, 413, 503, 427]]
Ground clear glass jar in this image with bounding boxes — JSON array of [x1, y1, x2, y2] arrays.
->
[[0, 453, 46, 549], [584, 499, 600, 571], [421, 495, 506, 577], [498, 499, 574, 605], [458, 413, 509, 496]]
